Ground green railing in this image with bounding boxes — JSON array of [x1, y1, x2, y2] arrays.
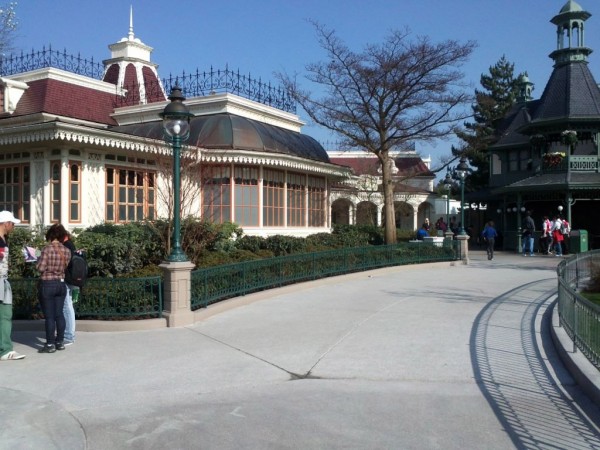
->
[[190, 241, 460, 310], [10, 276, 163, 320], [557, 250, 600, 369]]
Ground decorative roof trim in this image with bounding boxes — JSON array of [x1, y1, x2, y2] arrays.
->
[[0, 121, 351, 177], [112, 92, 304, 132], [200, 149, 351, 177], [0, 121, 171, 155], [7, 67, 124, 95]]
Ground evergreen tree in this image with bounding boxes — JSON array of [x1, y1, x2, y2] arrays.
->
[[454, 55, 523, 190]]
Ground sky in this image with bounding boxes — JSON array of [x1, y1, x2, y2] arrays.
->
[[11, 0, 600, 169]]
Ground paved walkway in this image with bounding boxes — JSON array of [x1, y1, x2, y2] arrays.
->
[[2, 251, 600, 449]]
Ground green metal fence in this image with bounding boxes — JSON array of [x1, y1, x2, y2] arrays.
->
[[10, 241, 460, 320], [557, 250, 600, 369], [10, 276, 163, 320], [191, 240, 460, 310]]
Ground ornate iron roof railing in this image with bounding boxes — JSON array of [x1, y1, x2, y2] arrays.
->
[[0, 47, 296, 113], [117, 67, 297, 113], [0, 45, 105, 79]]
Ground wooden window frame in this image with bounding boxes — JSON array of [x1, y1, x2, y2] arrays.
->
[[0, 163, 30, 223]]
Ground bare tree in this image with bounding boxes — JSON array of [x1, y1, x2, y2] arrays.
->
[[0, 2, 17, 55], [152, 147, 203, 255], [278, 22, 475, 243]]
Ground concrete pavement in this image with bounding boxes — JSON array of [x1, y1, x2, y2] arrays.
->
[[2, 250, 600, 449]]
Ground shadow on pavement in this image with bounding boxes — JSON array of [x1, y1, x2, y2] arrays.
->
[[470, 278, 600, 448]]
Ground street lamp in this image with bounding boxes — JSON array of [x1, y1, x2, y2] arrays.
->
[[443, 168, 453, 229], [455, 156, 469, 235], [160, 85, 193, 262]]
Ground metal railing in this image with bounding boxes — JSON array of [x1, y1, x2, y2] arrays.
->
[[190, 241, 460, 310], [557, 250, 600, 369], [0, 47, 296, 113], [10, 276, 163, 320], [10, 241, 460, 320], [0, 45, 104, 79]]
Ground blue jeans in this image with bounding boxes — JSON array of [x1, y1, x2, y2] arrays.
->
[[522, 235, 534, 255], [38, 280, 67, 344], [555, 241, 563, 256], [63, 284, 76, 342]]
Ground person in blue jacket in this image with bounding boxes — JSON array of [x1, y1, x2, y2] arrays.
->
[[416, 224, 429, 240], [481, 220, 498, 260]]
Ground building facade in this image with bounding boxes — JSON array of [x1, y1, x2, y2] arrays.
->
[[474, 0, 600, 250], [0, 15, 351, 237], [328, 149, 459, 232]]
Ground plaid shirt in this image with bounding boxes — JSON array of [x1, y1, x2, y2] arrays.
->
[[37, 241, 71, 281]]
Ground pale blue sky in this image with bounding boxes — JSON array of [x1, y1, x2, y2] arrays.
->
[[12, 0, 600, 167]]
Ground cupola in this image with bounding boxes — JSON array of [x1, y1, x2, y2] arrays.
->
[[102, 6, 166, 105], [549, 0, 593, 66]]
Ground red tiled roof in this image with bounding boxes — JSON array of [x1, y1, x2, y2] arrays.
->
[[330, 157, 380, 175], [12, 78, 117, 125], [330, 155, 434, 177]]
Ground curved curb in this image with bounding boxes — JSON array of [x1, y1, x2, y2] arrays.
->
[[551, 302, 600, 406]]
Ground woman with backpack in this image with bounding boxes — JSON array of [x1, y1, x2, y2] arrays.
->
[[36, 224, 72, 353], [552, 216, 564, 257]]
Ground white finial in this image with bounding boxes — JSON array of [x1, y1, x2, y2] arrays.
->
[[128, 5, 134, 41]]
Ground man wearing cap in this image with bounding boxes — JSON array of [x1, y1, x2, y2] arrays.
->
[[0, 210, 25, 360]]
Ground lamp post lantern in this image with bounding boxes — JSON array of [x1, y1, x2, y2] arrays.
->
[[455, 156, 469, 236], [160, 86, 193, 262], [444, 168, 453, 229]]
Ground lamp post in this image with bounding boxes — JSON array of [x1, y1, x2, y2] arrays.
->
[[444, 168, 453, 228], [455, 156, 469, 235], [160, 86, 193, 262]]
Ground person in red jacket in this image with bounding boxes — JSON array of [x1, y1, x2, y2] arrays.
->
[[552, 216, 564, 257]]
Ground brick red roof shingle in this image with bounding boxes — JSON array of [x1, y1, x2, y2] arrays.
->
[[11, 78, 117, 125]]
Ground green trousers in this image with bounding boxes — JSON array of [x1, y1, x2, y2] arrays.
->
[[0, 302, 13, 357]]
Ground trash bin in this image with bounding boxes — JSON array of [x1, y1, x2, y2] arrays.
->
[[569, 229, 588, 253]]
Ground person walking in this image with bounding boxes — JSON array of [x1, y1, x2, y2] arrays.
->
[[552, 216, 564, 257], [58, 225, 77, 345], [521, 211, 535, 256], [561, 217, 571, 255], [541, 216, 553, 254], [36, 224, 72, 353], [0, 211, 25, 361], [481, 220, 498, 260]]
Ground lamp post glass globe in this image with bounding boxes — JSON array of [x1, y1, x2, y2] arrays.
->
[[160, 85, 193, 262]]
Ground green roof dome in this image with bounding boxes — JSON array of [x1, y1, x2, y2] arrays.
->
[[560, 0, 583, 14]]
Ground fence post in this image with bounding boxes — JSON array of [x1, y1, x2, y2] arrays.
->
[[456, 234, 469, 264], [160, 260, 195, 327]]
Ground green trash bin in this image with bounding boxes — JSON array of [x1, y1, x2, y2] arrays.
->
[[569, 229, 588, 253]]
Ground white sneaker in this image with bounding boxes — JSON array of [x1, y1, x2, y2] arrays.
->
[[0, 351, 25, 360]]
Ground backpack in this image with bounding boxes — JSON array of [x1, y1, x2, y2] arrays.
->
[[65, 252, 88, 288]]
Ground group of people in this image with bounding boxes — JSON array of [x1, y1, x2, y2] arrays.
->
[[515, 211, 571, 257], [416, 216, 461, 241], [479, 211, 571, 261], [540, 215, 570, 257], [0, 211, 78, 361]]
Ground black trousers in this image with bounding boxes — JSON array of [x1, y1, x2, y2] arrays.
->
[[38, 280, 67, 344]]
